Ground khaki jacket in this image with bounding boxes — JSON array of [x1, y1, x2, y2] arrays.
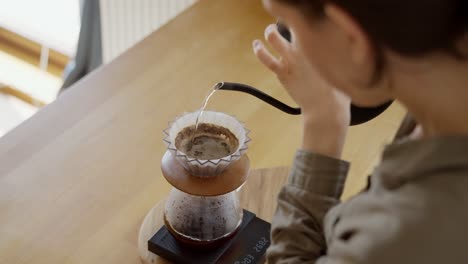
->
[[267, 136, 468, 263]]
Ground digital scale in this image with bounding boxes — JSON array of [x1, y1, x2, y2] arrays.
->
[[148, 210, 270, 264]]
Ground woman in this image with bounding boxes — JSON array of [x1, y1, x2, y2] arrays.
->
[[252, 0, 468, 263]]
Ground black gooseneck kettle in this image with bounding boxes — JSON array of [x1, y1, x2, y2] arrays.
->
[[216, 23, 393, 126]]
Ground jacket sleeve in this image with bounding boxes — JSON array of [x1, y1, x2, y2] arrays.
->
[[267, 150, 350, 263]]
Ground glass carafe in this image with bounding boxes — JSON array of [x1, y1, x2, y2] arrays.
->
[[164, 188, 243, 246]]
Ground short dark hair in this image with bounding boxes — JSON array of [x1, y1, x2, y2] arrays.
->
[[277, 0, 468, 81]]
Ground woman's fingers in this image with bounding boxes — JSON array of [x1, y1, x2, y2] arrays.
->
[[253, 39, 284, 74], [264, 24, 290, 57]]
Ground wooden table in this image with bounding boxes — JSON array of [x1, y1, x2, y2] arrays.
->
[[0, 0, 404, 263]]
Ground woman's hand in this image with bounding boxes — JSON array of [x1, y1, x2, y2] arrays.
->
[[253, 24, 351, 158]]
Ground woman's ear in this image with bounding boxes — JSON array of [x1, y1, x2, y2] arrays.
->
[[324, 4, 373, 67]]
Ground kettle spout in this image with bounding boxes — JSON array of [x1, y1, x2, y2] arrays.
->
[[214, 82, 302, 115], [215, 81, 393, 126]]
